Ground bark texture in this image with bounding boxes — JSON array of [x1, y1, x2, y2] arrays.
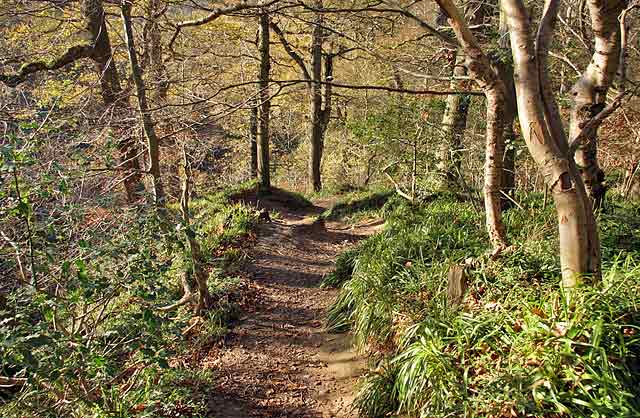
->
[[249, 102, 258, 178], [309, 0, 326, 192], [503, 0, 601, 287], [497, 6, 518, 209], [143, 0, 169, 103], [570, 0, 626, 209]]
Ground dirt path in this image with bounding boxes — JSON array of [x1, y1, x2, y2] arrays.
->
[[204, 197, 381, 417]]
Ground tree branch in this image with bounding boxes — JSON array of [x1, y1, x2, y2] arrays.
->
[[0, 45, 94, 87], [273, 79, 484, 95], [169, 0, 281, 50], [270, 20, 311, 80]]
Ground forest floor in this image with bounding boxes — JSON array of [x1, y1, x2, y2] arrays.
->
[[201, 192, 383, 417]]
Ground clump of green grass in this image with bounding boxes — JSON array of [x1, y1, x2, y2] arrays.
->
[[190, 193, 259, 255], [321, 189, 394, 223], [321, 246, 362, 288], [329, 195, 640, 418]]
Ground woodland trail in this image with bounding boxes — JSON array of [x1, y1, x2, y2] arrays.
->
[[204, 194, 383, 417]]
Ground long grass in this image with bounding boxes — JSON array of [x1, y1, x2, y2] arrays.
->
[[326, 194, 640, 417]]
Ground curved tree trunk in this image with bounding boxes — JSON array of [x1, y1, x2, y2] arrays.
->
[[570, 0, 626, 210]]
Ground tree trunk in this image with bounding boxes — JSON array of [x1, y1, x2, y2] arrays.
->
[[249, 102, 258, 179], [180, 147, 212, 315], [257, 12, 271, 189], [438, 53, 470, 189], [309, 0, 325, 192], [436, 0, 508, 253], [142, 0, 169, 104], [121, 0, 165, 206], [83, 0, 121, 105], [570, 0, 626, 210], [83, 0, 144, 203], [503, 0, 601, 287], [496, 8, 517, 209], [484, 88, 508, 252]]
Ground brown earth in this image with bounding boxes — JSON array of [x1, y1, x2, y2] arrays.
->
[[201, 193, 383, 417]]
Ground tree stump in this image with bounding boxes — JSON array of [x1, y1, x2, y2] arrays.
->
[[447, 264, 468, 307]]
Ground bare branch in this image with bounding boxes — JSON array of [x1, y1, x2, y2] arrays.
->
[[270, 20, 311, 80], [169, 0, 281, 50]]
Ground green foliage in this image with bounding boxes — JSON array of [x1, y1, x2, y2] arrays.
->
[[328, 195, 640, 417], [1, 166, 259, 416], [321, 189, 393, 223], [190, 194, 258, 255], [321, 246, 362, 289]]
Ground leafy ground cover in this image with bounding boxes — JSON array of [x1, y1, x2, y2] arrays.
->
[[325, 193, 640, 417], [0, 185, 260, 417]]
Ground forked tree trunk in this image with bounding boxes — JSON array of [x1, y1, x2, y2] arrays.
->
[[503, 0, 601, 287], [257, 12, 271, 189], [83, 0, 145, 202], [121, 0, 165, 206], [436, 0, 508, 253], [570, 0, 626, 210], [270, 16, 332, 192]]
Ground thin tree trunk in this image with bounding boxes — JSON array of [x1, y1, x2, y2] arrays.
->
[[503, 0, 601, 287], [180, 147, 212, 315], [497, 7, 517, 209], [83, 0, 144, 202], [309, 0, 325, 192], [249, 102, 258, 178], [484, 88, 508, 252], [257, 12, 271, 189], [121, 0, 165, 206], [435, 0, 508, 252], [570, 0, 626, 209]]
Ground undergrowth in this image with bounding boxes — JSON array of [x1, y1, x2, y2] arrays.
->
[[0, 185, 259, 417], [327, 193, 640, 417], [321, 189, 394, 223]]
